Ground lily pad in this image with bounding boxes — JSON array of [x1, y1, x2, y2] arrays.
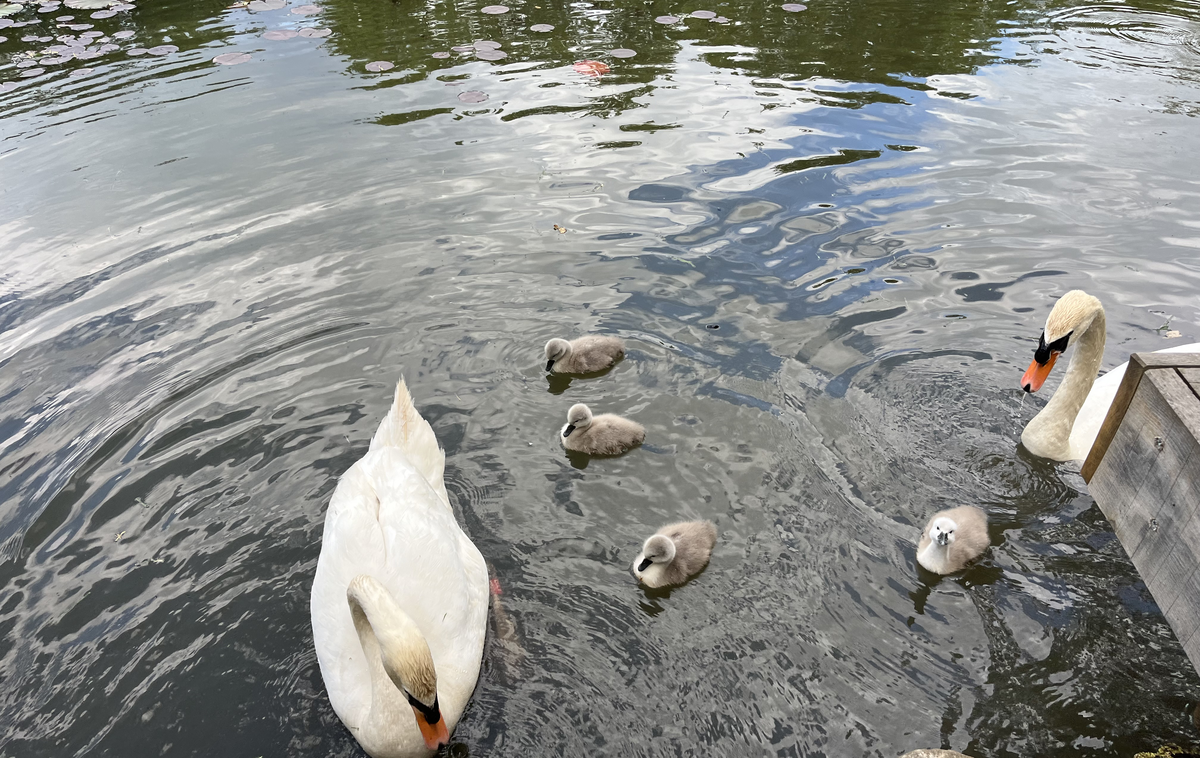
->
[[296, 26, 329, 36], [431, 51, 449, 58], [781, 3, 806, 10], [56, 14, 75, 20], [111, 28, 132, 37], [90, 8, 114, 16], [65, 0, 115, 8], [262, 29, 297, 39], [653, 15, 678, 23], [68, 66, 92, 75], [690, 9, 715, 18], [1, 81, 21, 90], [0, 4, 24, 17], [475, 48, 505, 60], [364, 60, 393, 71], [473, 39, 500, 50], [290, 4, 319, 14], [20, 67, 46, 76], [246, 0, 284, 8], [480, 4, 507, 13], [147, 43, 175, 54], [212, 51, 251, 64], [457, 90, 487, 102], [126, 46, 147, 54], [530, 23, 553, 32], [610, 48, 636, 58], [450, 44, 473, 52], [0, 18, 12, 27]]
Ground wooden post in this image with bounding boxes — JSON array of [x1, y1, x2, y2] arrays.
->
[[1083, 353, 1200, 672]]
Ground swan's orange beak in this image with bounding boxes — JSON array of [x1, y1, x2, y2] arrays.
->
[[413, 708, 450, 750], [1021, 352, 1058, 393]]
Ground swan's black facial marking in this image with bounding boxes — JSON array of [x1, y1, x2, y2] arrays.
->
[[546, 359, 555, 371], [1033, 331, 1071, 364], [405, 691, 441, 725], [563, 424, 575, 437], [637, 557, 652, 572]]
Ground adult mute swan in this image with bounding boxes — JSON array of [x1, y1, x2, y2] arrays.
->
[[1019, 290, 1200, 461], [311, 379, 487, 758]]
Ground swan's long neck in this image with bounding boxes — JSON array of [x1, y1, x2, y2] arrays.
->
[[1021, 307, 1106, 460], [346, 575, 437, 729]]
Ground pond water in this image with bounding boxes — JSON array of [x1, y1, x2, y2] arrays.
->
[[3, 0, 1200, 755]]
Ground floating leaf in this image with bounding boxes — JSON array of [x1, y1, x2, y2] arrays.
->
[[20, 67, 46, 77], [68, 66, 92, 75], [653, 15, 677, 23], [212, 51, 251, 64], [711, 15, 729, 22], [296, 26, 329, 36], [610, 48, 635, 58], [473, 39, 500, 50], [246, 0, 284, 8], [90, 8, 114, 16], [56, 14, 75, 20], [65, 0, 115, 8], [67, 23, 92, 29], [109, 2, 133, 9], [529, 23, 553, 32], [553, 224, 566, 233], [572, 59, 609, 76], [690, 9, 715, 18], [147, 44, 176, 54], [0, 35, 5, 41], [290, 4, 319, 14], [41, 54, 72, 63], [111, 28, 132, 37], [480, 4, 508, 13], [262, 29, 296, 39], [450, 44, 473, 52], [780, 3, 806, 10], [364, 60, 393, 71], [1, 81, 20, 90], [475, 48, 506, 60], [431, 51, 449, 58], [0, 4, 24, 17], [127, 46, 148, 54], [457, 90, 487, 102]]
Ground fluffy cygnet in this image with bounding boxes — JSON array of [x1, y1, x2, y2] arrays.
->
[[560, 403, 644, 456], [544, 336, 624, 374], [916, 506, 989, 575], [632, 521, 717, 588]]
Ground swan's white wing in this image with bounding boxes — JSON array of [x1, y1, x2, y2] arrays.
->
[[1070, 342, 1200, 461], [310, 448, 488, 731], [369, 379, 451, 511]]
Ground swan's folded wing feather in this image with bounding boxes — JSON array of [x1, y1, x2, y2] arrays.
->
[[370, 378, 451, 512]]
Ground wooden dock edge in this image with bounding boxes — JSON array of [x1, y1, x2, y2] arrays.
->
[[1082, 353, 1200, 482]]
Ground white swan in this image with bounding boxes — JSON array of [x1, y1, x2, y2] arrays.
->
[[311, 379, 488, 758], [1020, 290, 1200, 461]]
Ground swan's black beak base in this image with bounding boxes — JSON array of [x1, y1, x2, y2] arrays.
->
[[546, 360, 555, 371], [563, 424, 575, 437], [637, 557, 652, 572]]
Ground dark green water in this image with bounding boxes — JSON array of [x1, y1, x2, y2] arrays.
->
[[3, 0, 1200, 755]]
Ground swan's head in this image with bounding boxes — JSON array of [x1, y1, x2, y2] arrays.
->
[[545, 338, 572, 371], [1021, 290, 1103, 393], [562, 403, 593, 437], [347, 576, 450, 750], [929, 517, 958, 547], [634, 534, 676, 574]]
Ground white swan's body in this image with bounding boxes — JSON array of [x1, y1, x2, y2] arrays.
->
[[1020, 290, 1200, 461], [311, 379, 488, 758]]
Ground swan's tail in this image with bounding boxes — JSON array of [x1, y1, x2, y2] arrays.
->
[[369, 378, 449, 505]]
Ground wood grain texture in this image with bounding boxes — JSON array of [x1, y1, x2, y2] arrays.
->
[[1087, 363, 1200, 673]]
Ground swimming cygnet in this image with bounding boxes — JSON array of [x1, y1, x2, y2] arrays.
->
[[544, 336, 624, 374], [916, 506, 989, 575], [560, 403, 645, 456], [632, 521, 717, 588]]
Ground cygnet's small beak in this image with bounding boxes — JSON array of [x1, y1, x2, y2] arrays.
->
[[413, 708, 450, 750], [563, 424, 575, 437], [1021, 352, 1058, 393], [935, 532, 949, 547], [546, 359, 555, 371], [637, 557, 652, 572]]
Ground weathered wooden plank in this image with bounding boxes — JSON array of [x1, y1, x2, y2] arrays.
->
[[1087, 364, 1200, 674], [1084, 354, 1200, 481], [1181, 367, 1200, 401]]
